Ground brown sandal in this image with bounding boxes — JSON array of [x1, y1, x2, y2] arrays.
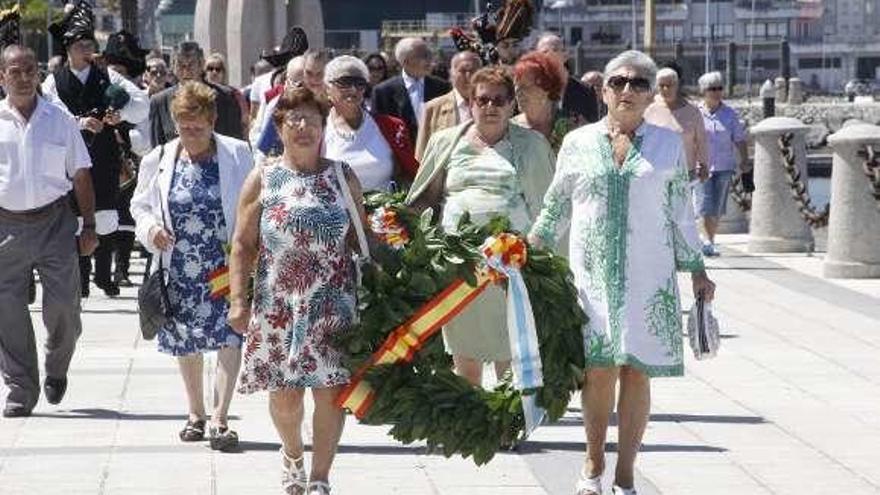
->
[[179, 418, 206, 442]]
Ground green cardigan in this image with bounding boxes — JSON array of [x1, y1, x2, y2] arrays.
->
[[404, 121, 556, 223]]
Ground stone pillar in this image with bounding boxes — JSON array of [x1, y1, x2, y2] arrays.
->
[[226, 0, 275, 87], [824, 123, 880, 278], [194, 0, 228, 56], [760, 79, 775, 118], [774, 77, 787, 103], [787, 77, 804, 105], [748, 117, 814, 252]]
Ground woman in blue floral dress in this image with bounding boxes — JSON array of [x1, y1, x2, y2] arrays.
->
[[132, 82, 253, 451], [229, 87, 368, 495]]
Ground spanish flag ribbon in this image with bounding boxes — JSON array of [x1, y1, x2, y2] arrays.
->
[[337, 270, 493, 418], [207, 265, 230, 301]]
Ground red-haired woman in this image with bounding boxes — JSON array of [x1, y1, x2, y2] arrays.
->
[[512, 51, 579, 152]]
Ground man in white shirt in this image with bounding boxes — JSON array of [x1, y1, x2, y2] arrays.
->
[[0, 45, 95, 418], [414, 50, 482, 160]]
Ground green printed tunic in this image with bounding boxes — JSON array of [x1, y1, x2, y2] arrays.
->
[[530, 120, 705, 377]]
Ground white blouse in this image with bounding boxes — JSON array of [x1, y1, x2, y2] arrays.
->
[[323, 111, 394, 192]]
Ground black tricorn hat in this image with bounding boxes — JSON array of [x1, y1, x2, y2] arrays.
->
[[48, 1, 96, 50], [0, 4, 21, 50], [104, 30, 149, 78], [260, 26, 309, 67]]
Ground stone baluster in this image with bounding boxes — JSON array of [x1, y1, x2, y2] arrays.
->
[[748, 117, 814, 252], [824, 123, 880, 278]]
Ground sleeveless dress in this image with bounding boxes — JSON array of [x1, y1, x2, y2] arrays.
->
[[238, 160, 357, 392], [158, 155, 242, 356]]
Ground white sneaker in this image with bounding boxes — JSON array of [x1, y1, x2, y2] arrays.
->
[[612, 484, 637, 495], [575, 471, 603, 495]]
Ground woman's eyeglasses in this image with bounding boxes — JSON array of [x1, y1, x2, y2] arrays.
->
[[606, 75, 652, 93], [706, 86, 724, 92], [206, 65, 225, 73], [283, 112, 323, 128], [473, 95, 511, 108], [331, 77, 368, 90]]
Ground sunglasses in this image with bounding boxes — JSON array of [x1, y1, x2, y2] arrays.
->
[[206, 65, 225, 73], [283, 112, 323, 128], [473, 94, 511, 108], [706, 86, 724, 92], [367, 65, 385, 72], [606, 75, 652, 93], [331, 77, 368, 90]]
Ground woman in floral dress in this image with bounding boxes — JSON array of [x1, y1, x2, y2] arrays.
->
[[131, 81, 253, 451], [229, 87, 368, 495], [528, 51, 716, 495]]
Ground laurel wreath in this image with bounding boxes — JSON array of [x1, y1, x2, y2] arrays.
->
[[340, 193, 586, 465]]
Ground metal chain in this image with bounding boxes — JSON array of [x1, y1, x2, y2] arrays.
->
[[858, 145, 880, 210], [777, 132, 830, 228], [729, 173, 752, 212]]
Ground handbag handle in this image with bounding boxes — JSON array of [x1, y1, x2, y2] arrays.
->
[[333, 161, 370, 261]]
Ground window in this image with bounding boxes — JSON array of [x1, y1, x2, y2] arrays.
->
[[799, 57, 842, 69], [716, 24, 734, 39], [692, 24, 707, 39], [570, 26, 583, 45], [101, 15, 115, 32], [746, 23, 766, 37], [766, 22, 787, 37], [662, 24, 684, 41]]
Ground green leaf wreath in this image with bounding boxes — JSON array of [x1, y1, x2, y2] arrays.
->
[[340, 193, 586, 465]]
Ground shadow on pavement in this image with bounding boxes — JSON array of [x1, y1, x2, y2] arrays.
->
[[32, 408, 241, 421], [237, 440, 430, 456], [519, 440, 727, 454]]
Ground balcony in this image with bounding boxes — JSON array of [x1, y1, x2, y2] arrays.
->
[[734, 0, 823, 20], [556, 3, 689, 23], [381, 12, 473, 38]]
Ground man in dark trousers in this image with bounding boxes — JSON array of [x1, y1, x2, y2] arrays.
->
[[371, 37, 451, 143], [43, 1, 149, 298], [536, 33, 599, 125], [150, 41, 244, 146], [0, 45, 96, 417]]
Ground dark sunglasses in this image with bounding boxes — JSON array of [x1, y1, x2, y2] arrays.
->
[[473, 94, 511, 108], [606, 75, 651, 93], [706, 86, 724, 92], [367, 65, 385, 72], [332, 77, 368, 90], [205, 65, 225, 72]]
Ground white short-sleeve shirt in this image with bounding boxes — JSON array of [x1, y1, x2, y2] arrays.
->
[[0, 97, 92, 211], [323, 112, 394, 192]]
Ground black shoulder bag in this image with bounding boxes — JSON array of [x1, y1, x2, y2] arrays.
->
[[137, 145, 174, 340]]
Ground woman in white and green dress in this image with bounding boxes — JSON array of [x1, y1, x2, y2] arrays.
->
[[528, 51, 716, 495], [406, 66, 555, 386]]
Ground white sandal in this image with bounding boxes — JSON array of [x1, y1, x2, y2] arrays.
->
[[307, 481, 331, 494], [611, 484, 637, 495], [575, 470, 603, 495], [280, 448, 308, 495]]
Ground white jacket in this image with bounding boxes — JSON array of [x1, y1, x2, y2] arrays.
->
[[131, 133, 254, 273]]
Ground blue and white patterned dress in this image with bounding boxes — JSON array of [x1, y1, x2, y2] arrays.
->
[[158, 155, 243, 356]]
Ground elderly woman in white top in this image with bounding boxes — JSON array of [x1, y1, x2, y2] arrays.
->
[[528, 51, 716, 495], [131, 81, 253, 451], [322, 55, 418, 191]]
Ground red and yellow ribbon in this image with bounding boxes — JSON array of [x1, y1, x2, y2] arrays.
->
[[208, 265, 230, 300], [337, 270, 493, 418]]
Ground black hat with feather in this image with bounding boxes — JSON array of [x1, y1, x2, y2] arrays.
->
[[49, 1, 96, 51], [260, 26, 309, 68], [450, 0, 535, 65], [0, 4, 21, 50], [104, 30, 149, 78]]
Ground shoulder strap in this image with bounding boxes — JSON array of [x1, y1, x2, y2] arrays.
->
[[156, 144, 167, 270], [333, 161, 370, 261]]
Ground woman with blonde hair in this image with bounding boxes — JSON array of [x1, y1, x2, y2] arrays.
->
[[131, 80, 253, 451]]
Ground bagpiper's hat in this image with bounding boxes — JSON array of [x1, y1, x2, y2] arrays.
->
[[103, 30, 149, 77], [48, 1, 96, 50], [260, 26, 309, 68], [0, 4, 21, 50], [450, 0, 535, 65]]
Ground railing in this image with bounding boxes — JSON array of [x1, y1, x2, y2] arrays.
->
[[382, 12, 474, 36]]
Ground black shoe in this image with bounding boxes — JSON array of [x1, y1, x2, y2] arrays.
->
[[44, 376, 68, 405], [81, 284, 90, 299], [3, 404, 32, 418], [95, 280, 120, 297]]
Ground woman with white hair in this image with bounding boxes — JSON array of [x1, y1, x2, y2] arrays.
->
[[644, 66, 709, 182], [529, 50, 716, 495], [696, 71, 749, 256], [323, 55, 419, 190]]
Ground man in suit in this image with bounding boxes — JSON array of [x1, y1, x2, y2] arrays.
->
[[149, 41, 244, 146], [371, 37, 451, 143], [415, 50, 481, 160], [536, 33, 599, 125]]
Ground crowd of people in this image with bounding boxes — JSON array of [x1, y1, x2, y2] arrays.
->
[[0, 2, 757, 494]]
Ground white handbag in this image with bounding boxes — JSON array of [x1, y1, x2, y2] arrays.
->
[[687, 293, 720, 360]]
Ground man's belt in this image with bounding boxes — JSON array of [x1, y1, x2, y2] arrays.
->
[[0, 196, 70, 222]]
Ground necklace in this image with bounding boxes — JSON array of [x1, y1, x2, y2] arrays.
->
[[331, 109, 361, 142]]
